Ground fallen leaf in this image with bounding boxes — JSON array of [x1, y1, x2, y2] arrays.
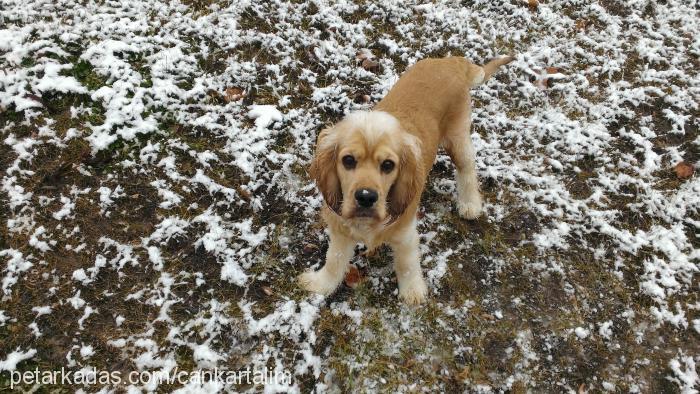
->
[[361, 58, 380, 72], [237, 186, 252, 201], [456, 366, 470, 381], [531, 67, 563, 90], [262, 286, 273, 296], [302, 243, 319, 255], [344, 264, 363, 288], [674, 162, 694, 179], [527, 0, 539, 10], [578, 383, 586, 394], [354, 94, 371, 104], [224, 87, 246, 102]]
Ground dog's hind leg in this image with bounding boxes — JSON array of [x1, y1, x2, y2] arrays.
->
[[443, 104, 483, 219], [298, 229, 354, 295]]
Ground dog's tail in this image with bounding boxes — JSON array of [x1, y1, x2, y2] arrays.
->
[[468, 55, 515, 87]]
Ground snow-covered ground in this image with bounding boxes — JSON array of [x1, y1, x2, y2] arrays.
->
[[1, 0, 698, 392]]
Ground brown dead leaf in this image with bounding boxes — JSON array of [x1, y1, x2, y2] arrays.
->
[[224, 87, 246, 102], [674, 162, 694, 179], [236, 186, 252, 201], [527, 0, 539, 10], [361, 58, 380, 72], [456, 366, 470, 381], [354, 94, 371, 104], [532, 67, 562, 89], [344, 264, 363, 289], [302, 243, 319, 255], [578, 383, 586, 394]]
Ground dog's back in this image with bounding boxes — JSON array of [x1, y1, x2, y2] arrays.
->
[[376, 56, 513, 120], [375, 56, 513, 166]]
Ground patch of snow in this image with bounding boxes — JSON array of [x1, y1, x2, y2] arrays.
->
[[0, 348, 37, 371], [668, 354, 699, 394], [574, 327, 590, 339], [247, 105, 283, 130]]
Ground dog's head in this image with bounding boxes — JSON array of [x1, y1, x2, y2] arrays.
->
[[309, 111, 423, 224]]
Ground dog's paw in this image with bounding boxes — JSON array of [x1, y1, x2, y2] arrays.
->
[[398, 277, 428, 305], [298, 270, 339, 296], [457, 197, 483, 220]]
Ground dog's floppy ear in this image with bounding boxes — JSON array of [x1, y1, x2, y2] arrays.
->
[[387, 133, 424, 223], [309, 127, 342, 214]]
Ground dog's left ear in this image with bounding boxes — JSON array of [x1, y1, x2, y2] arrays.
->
[[387, 133, 424, 222]]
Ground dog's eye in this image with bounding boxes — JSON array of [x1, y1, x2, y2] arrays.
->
[[380, 159, 395, 173], [342, 155, 356, 169]]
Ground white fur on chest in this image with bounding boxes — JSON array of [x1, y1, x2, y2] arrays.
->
[[342, 219, 384, 250]]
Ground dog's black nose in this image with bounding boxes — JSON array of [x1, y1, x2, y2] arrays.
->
[[355, 188, 378, 208]]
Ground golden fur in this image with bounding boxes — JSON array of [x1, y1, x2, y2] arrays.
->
[[300, 56, 514, 304]]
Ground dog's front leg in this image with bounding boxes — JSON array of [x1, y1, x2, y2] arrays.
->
[[298, 229, 354, 296], [390, 222, 427, 305]]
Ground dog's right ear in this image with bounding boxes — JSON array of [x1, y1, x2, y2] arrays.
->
[[309, 127, 342, 214]]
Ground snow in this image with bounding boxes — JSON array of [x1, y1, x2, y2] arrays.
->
[[97, 185, 124, 215], [28, 226, 51, 252], [34, 63, 87, 95], [598, 320, 613, 340], [331, 301, 363, 325], [32, 305, 51, 317], [668, 354, 699, 394], [0, 348, 37, 371], [52, 195, 75, 220], [574, 327, 590, 339], [1, 249, 32, 295], [150, 180, 183, 209], [79, 345, 95, 359], [72, 269, 88, 283], [192, 344, 223, 369], [247, 105, 283, 130], [77, 306, 96, 330], [240, 298, 322, 344]]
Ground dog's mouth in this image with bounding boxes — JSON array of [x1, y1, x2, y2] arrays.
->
[[350, 207, 379, 220]]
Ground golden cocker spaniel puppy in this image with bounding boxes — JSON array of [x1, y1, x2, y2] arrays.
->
[[299, 56, 514, 304]]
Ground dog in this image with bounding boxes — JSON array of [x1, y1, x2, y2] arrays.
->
[[299, 56, 514, 304]]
